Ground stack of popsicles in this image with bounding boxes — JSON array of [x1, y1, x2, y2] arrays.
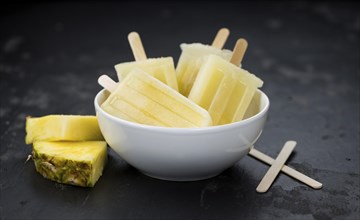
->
[[99, 29, 263, 127]]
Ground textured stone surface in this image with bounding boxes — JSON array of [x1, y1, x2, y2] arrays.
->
[[1, 2, 359, 219]]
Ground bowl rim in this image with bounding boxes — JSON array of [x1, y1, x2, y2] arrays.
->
[[94, 89, 269, 134]]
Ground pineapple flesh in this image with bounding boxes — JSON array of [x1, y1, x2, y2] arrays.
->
[[32, 141, 107, 187], [26, 115, 104, 144]]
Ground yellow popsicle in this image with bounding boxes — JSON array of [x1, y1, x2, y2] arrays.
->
[[100, 69, 212, 128], [176, 28, 231, 97], [115, 32, 178, 91], [115, 57, 178, 91], [188, 39, 263, 125], [176, 43, 232, 97]]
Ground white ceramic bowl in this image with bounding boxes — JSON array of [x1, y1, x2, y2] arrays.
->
[[95, 89, 269, 181]]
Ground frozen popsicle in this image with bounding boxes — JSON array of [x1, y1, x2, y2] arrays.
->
[[98, 69, 212, 128], [188, 39, 263, 126], [115, 32, 178, 91], [176, 28, 233, 97]]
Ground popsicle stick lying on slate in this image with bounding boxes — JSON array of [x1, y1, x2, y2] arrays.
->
[[211, 28, 230, 49], [249, 141, 322, 192], [255, 141, 296, 193], [128, 32, 147, 61], [249, 147, 323, 190]]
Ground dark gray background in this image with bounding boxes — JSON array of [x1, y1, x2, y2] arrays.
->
[[1, 1, 359, 219]]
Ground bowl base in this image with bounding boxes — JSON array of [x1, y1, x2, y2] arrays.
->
[[140, 170, 224, 182]]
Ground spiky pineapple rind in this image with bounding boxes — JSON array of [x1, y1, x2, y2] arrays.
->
[[32, 141, 107, 187]]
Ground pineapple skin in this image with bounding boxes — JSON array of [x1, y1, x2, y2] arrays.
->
[[32, 141, 107, 187], [26, 115, 104, 144]]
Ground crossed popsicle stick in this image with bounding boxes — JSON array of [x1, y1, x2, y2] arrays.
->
[[249, 141, 323, 193]]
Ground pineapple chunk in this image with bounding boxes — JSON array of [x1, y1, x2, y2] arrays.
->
[[26, 115, 104, 144], [32, 141, 107, 187]]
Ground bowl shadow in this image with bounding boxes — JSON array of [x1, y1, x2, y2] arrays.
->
[[94, 148, 262, 220]]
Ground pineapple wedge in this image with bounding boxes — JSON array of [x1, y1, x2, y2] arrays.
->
[[26, 115, 104, 144], [32, 141, 107, 187]]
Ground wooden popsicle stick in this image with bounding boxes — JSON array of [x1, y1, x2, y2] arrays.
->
[[256, 141, 296, 193], [211, 28, 230, 49], [230, 38, 248, 66], [249, 147, 323, 189], [128, 32, 147, 61], [98, 75, 117, 93]]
